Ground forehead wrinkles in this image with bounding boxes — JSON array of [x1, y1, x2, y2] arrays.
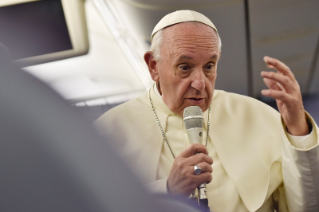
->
[[162, 23, 219, 58], [170, 35, 218, 55]]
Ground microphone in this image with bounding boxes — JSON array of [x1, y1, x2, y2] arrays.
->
[[183, 106, 209, 211], [183, 106, 204, 144]]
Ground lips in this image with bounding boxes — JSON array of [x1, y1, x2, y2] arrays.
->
[[186, 97, 205, 100], [186, 98, 204, 104]]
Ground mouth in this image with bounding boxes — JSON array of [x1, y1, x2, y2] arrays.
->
[[186, 98, 204, 104]]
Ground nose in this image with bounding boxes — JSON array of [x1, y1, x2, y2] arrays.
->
[[191, 71, 205, 91]]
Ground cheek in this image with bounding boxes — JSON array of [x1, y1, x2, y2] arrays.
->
[[175, 79, 192, 93], [159, 73, 181, 100], [205, 75, 216, 96], [165, 81, 190, 108], [206, 74, 217, 87]]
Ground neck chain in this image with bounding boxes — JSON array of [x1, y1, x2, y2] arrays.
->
[[148, 89, 211, 159]]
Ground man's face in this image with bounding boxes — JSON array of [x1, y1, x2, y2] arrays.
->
[[154, 22, 220, 116]]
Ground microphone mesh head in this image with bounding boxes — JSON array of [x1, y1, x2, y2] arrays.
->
[[183, 106, 203, 130], [183, 106, 203, 117]]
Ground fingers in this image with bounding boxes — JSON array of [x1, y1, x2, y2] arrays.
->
[[179, 143, 208, 158], [191, 163, 213, 184], [167, 169, 212, 195], [168, 161, 213, 195], [190, 162, 213, 174], [263, 56, 295, 80], [167, 144, 213, 195], [261, 56, 301, 100], [261, 89, 291, 102], [186, 152, 213, 166], [261, 71, 294, 92], [195, 172, 213, 184], [173, 153, 213, 177], [261, 56, 309, 136], [263, 78, 283, 91]]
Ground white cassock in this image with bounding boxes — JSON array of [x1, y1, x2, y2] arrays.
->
[[94, 85, 319, 212]]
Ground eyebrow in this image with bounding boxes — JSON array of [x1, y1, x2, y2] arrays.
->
[[176, 54, 218, 62], [177, 55, 193, 61], [210, 55, 218, 60]]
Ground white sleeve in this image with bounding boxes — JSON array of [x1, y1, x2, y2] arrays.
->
[[282, 113, 319, 211], [287, 127, 317, 149], [145, 178, 168, 194]]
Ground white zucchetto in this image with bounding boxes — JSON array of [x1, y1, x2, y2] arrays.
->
[[151, 10, 218, 42]]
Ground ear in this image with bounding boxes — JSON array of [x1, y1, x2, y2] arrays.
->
[[144, 51, 159, 82]]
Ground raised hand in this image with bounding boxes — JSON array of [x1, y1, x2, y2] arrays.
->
[[167, 143, 213, 196], [261, 56, 309, 136]]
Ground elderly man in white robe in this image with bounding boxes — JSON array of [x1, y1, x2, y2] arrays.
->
[[94, 10, 319, 212]]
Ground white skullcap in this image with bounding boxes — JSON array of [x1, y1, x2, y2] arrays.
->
[[151, 10, 218, 42]]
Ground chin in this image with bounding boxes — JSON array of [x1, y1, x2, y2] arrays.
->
[[201, 106, 209, 112]]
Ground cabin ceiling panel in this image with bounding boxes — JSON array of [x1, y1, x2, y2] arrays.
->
[[249, 0, 319, 97]]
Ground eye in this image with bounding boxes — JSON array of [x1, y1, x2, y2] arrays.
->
[[179, 64, 190, 71], [204, 63, 215, 71]]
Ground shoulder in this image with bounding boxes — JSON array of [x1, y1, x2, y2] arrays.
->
[[93, 92, 150, 141], [97, 93, 149, 120], [213, 90, 279, 115], [210, 90, 284, 152], [212, 90, 281, 126], [93, 92, 163, 156]]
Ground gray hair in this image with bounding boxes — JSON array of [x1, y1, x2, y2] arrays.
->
[[150, 27, 222, 61]]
